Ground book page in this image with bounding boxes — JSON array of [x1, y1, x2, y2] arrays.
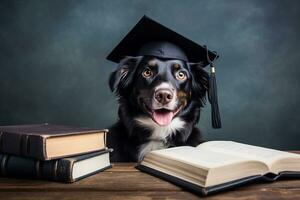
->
[[197, 141, 300, 167], [150, 146, 252, 169]]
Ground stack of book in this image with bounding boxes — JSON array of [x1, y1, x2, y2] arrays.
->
[[0, 123, 112, 182]]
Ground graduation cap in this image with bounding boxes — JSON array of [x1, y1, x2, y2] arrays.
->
[[106, 16, 221, 129]]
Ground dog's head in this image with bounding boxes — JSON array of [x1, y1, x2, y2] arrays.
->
[[109, 56, 209, 126]]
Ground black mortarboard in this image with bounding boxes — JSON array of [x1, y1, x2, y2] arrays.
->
[[106, 16, 221, 129]]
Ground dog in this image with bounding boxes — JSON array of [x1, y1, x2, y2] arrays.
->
[[107, 55, 209, 162]]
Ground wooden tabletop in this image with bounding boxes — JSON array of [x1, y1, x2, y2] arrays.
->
[[1, 158, 300, 199]]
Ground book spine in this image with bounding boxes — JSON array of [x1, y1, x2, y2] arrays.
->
[[0, 154, 74, 182], [28, 135, 48, 160], [0, 131, 47, 160], [0, 131, 23, 156], [56, 159, 74, 182]]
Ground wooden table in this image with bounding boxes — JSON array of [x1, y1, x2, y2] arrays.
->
[[0, 161, 300, 200]]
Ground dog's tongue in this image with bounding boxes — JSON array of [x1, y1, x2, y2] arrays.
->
[[152, 110, 174, 126]]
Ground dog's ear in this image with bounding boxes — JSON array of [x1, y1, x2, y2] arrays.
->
[[109, 56, 142, 95], [189, 62, 209, 104]]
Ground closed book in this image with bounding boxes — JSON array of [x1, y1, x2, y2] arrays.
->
[[0, 149, 112, 183], [137, 141, 300, 195], [0, 123, 108, 160]]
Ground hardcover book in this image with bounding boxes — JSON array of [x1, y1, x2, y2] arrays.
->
[[0, 149, 112, 182], [137, 141, 300, 195], [0, 123, 108, 160]]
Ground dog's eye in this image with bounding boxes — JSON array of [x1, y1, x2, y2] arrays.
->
[[142, 68, 153, 78], [175, 71, 187, 81]]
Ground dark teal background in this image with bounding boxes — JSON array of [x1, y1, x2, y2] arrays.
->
[[0, 0, 299, 150]]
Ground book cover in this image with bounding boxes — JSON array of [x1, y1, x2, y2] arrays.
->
[[0, 149, 113, 183], [0, 123, 108, 160], [137, 164, 300, 195]]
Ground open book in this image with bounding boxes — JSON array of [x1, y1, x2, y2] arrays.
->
[[137, 141, 300, 195]]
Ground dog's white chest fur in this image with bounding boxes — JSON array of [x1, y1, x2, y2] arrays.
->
[[134, 116, 185, 160]]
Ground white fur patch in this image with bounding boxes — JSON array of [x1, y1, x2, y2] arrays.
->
[[154, 82, 173, 91], [134, 116, 185, 160]]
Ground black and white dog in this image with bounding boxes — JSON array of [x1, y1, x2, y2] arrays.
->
[[108, 55, 209, 162]]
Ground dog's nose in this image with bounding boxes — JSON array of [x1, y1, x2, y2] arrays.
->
[[154, 89, 173, 104]]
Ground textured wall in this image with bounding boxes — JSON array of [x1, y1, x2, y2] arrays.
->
[[0, 0, 299, 149]]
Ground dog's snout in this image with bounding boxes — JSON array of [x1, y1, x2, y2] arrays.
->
[[154, 89, 173, 104]]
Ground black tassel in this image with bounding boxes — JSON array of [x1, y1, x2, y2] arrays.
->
[[204, 46, 222, 129], [208, 63, 222, 128]]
